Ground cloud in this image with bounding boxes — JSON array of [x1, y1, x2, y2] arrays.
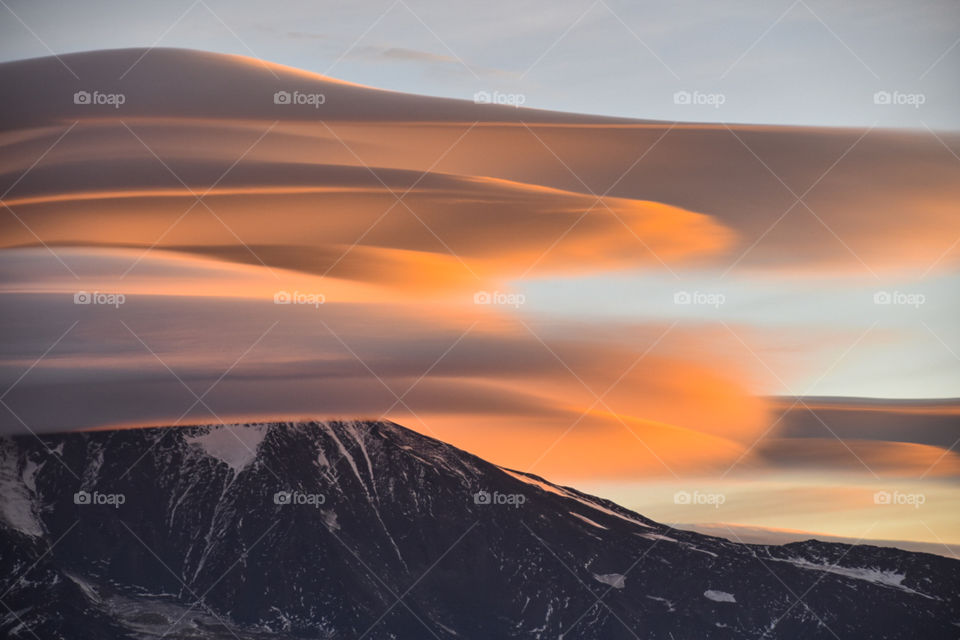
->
[[352, 45, 461, 65], [769, 397, 960, 449], [0, 247, 770, 480], [1, 48, 957, 491], [347, 45, 518, 79], [753, 438, 960, 478], [285, 30, 328, 41], [602, 478, 960, 549], [4, 49, 958, 276], [0, 157, 734, 287]]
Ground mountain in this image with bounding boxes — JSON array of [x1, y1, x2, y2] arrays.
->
[[678, 522, 960, 560], [1, 421, 958, 639]]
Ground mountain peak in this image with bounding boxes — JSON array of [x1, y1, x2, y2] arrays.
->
[[1, 421, 957, 638]]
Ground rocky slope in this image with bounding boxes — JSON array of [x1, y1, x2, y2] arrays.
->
[[1, 421, 957, 638]]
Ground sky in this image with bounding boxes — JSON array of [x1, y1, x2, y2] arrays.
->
[[1, 0, 959, 129], [0, 3, 958, 549]]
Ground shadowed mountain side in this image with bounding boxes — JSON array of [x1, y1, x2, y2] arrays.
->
[[1, 421, 958, 638]]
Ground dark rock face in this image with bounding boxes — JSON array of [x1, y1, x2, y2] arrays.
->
[[1, 421, 957, 639]]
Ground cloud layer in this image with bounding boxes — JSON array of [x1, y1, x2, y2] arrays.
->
[[1, 49, 957, 497]]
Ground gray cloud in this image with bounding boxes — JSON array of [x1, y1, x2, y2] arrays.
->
[[352, 45, 461, 65]]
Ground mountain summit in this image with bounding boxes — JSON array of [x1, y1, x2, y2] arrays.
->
[[1, 421, 957, 638]]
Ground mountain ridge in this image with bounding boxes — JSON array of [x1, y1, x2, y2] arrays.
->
[[1, 420, 958, 638]]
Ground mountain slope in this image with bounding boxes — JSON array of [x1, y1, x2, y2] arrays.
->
[[1, 421, 957, 639]]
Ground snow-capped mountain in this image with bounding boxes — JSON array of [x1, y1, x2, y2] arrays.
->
[[1, 421, 957, 638]]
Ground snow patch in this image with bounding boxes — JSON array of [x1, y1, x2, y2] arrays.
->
[[325, 426, 367, 493], [185, 424, 267, 475], [321, 509, 340, 531], [316, 446, 330, 468], [641, 533, 678, 543], [570, 512, 607, 529], [0, 448, 44, 537], [645, 595, 675, 612], [65, 572, 101, 603], [500, 468, 567, 496], [500, 468, 651, 529], [343, 421, 377, 493], [593, 573, 626, 589], [704, 590, 736, 603], [435, 622, 459, 637], [772, 557, 929, 596], [325, 424, 407, 568], [685, 544, 718, 558]]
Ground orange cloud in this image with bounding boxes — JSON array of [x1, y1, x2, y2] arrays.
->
[[1, 48, 956, 497], [4, 48, 957, 282], [1, 161, 733, 289], [1, 245, 774, 479]]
